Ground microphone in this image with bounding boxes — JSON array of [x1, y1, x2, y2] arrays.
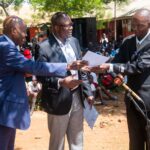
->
[[113, 74, 143, 102]]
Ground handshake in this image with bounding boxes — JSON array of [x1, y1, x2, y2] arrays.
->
[[68, 60, 111, 73], [62, 61, 111, 90], [62, 61, 124, 107], [67, 60, 89, 71], [60, 60, 89, 90], [61, 61, 112, 106]]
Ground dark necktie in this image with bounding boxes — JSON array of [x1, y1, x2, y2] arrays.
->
[[136, 42, 140, 50]]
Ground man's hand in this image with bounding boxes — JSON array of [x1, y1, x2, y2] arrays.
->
[[59, 75, 82, 89], [114, 74, 124, 86], [87, 96, 94, 109], [100, 63, 110, 72], [67, 60, 88, 70], [81, 63, 110, 73]]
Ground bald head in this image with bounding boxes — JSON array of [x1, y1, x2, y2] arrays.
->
[[51, 12, 73, 43], [132, 9, 150, 39], [133, 9, 150, 23], [3, 16, 24, 34], [51, 12, 69, 26], [2, 16, 27, 46]]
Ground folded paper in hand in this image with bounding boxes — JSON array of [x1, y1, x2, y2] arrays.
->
[[83, 100, 99, 129], [82, 51, 110, 66]]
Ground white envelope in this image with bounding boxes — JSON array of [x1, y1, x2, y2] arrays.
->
[[82, 51, 110, 66], [83, 100, 99, 129]]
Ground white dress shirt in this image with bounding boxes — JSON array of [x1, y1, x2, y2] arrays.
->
[[136, 29, 150, 48], [54, 34, 78, 79]]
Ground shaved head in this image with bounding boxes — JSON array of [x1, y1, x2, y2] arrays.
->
[[3, 15, 24, 34], [51, 12, 73, 43], [3, 15, 27, 46], [133, 8, 150, 23], [132, 8, 150, 39]]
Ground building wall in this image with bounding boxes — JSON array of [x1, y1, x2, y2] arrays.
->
[[97, 17, 134, 42]]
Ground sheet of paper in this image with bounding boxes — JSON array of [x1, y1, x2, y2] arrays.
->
[[83, 100, 99, 129], [82, 51, 110, 66]]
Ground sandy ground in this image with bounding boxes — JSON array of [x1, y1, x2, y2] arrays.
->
[[15, 91, 129, 150]]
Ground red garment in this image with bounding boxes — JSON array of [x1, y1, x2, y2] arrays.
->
[[100, 74, 115, 89], [23, 49, 32, 59], [23, 49, 32, 77], [93, 82, 99, 88]]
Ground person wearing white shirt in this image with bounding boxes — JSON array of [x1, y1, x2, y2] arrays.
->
[[28, 76, 42, 115], [37, 12, 94, 150]]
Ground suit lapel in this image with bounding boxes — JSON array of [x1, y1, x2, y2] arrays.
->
[[131, 34, 150, 62], [48, 35, 67, 62], [130, 36, 137, 61], [68, 38, 80, 59], [136, 34, 150, 54], [48, 35, 80, 63]]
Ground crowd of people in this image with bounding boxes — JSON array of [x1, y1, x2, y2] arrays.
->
[[0, 8, 150, 150]]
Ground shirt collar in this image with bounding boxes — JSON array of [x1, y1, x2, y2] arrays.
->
[[136, 29, 150, 45], [4, 34, 16, 46], [52, 33, 69, 46]]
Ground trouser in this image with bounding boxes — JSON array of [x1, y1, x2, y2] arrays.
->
[[0, 124, 16, 150], [125, 97, 150, 150], [47, 90, 83, 150], [29, 92, 39, 115], [29, 98, 36, 115]]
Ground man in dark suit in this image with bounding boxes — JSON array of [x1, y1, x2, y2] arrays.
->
[[0, 15, 88, 150], [85, 9, 150, 150], [37, 12, 94, 150]]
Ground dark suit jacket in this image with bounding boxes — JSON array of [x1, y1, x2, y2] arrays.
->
[[112, 34, 150, 111], [0, 35, 69, 130], [38, 34, 93, 115]]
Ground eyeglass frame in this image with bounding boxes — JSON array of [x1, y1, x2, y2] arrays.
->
[[56, 22, 74, 29]]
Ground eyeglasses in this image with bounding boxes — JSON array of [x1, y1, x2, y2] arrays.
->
[[57, 23, 74, 28]]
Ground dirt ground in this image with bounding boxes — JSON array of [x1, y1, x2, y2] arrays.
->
[[15, 91, 129, 150]]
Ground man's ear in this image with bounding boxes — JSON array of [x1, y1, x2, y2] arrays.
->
[[53, 25, 59, 32], [148, 22, 150, 28], [11, 27, 17, 35]]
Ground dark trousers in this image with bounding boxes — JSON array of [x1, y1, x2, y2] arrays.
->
[[0, 124, 16, 150], [125, 98, 149, 150]]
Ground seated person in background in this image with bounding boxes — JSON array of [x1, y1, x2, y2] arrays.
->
[[88, 74, 105, 105], [28, 76, 42, 115], [98, 73, 118, 101]]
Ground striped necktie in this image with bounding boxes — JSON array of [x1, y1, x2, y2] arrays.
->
[[136, 42, 140, 50]]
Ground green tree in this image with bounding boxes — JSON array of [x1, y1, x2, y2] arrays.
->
[[102, 0, 127, 4], [0, 0, 24, 16], [30, 0, 104, 17], [30, 0, 128, 19]]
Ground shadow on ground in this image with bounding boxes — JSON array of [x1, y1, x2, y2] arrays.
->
[[95, 90, 126, 117], [15, 148, 23, 150]]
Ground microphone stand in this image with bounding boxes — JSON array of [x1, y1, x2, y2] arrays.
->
[[114, 75, 150, 150]]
